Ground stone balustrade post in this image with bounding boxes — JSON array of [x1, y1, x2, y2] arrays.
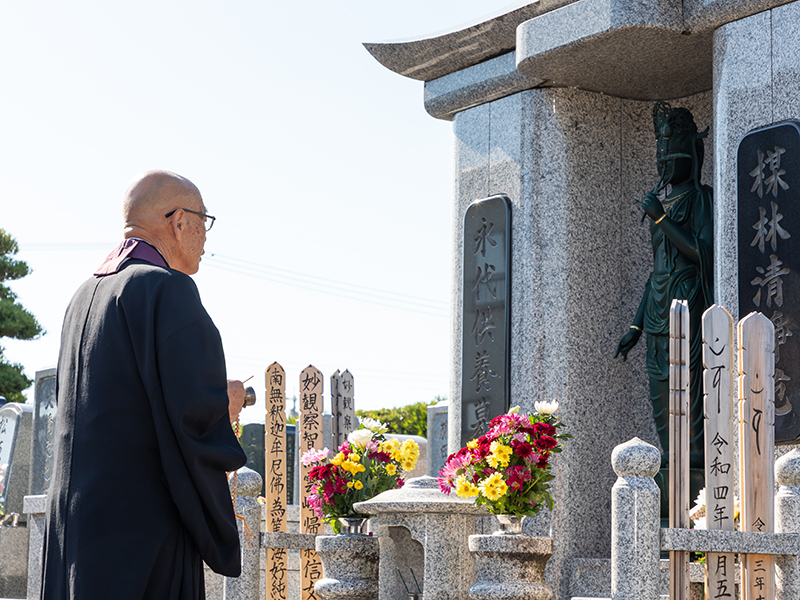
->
[[610, 437, 661, 600], [223, 467, 262, 600], [23, 494, 47, 600], [775, 449, 800, 599]]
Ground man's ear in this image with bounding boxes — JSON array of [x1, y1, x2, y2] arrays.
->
[[172, 210, 186, 240]]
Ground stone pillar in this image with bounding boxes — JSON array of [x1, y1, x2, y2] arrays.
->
[[775, 448, 800, 599], [315, 534, 379, 600], [448, 80, 710, 600], [23, 494, 47, 600], [610, 438, 661, 600], [223, 467, 262, 600], [713, 2, 800, 317]]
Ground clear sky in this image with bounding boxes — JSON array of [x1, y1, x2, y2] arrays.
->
[[0, 0, 513, 423]]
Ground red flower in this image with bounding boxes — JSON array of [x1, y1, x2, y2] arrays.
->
[[396, 478, 405, 488], [511, 440, 534, 459], [309, 464, 332, 481], [368, 451, 391, 463], [535, 453, 550, 469], [533, 422, 556, 436], [535, 435, 557, 450]]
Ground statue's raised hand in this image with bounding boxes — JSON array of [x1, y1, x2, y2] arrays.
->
[[614, 328, 642, 361], [637, 191, 666, 222]]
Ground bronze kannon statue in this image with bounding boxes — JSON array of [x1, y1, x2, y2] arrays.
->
[[615, 102, 714, 515]]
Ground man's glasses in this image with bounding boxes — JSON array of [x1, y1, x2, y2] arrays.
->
[[164, 208, 216, 231]]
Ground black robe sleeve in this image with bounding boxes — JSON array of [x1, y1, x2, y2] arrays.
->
[[147, 272, 248, 576]]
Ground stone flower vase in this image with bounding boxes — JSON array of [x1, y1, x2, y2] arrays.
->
[[468, 525, 553, 600], [314, 524, 379, 600]]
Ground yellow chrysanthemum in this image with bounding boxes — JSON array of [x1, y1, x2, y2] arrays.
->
[[401, 459, 415, 472], [341, 460, 366, 475], [489, 441, 512, 468], [381, 439, 399, 453], [347, 481, 354, 488], [479, 472, 508, 501], [354, 480, 364, 490], [385, 463, 397, 476], [402, 440, 420, 455], [331, 453, 345, 466], [455, 475, 480, 497], [467, 439, 479, 450]]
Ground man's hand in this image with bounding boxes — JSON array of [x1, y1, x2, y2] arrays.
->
[[227, 379, 246, 424]]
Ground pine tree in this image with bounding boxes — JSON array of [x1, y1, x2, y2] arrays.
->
[[0, 229, 42, 402]]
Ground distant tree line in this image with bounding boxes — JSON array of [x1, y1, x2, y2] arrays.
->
[[356, 396, 444, 438]]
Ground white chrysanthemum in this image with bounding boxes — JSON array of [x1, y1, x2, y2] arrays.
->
[[359, 417, 388, 434], [534, 400, 559, 415], [348, 428, 374, 448], [693, 488, 706, 510]]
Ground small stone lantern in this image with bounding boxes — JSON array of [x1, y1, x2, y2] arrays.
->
[[354, 476, 485, 600]]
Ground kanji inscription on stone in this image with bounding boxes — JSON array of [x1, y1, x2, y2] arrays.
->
[[460, 195, 511, 447], [737, 121, 800, 443]]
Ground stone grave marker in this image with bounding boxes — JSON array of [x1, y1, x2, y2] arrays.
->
[[701, 305, 736, 600], [426, 401, 448, 477], [738, 311, 776, 600], [239, 423, 296, 503], [737, 121, 800, 443], [460, 195, 511, 448], [29, 368, 57, 496], [0, 402, 33, 519], [299, 365, 323, 600], [0, 402, 33, 598]]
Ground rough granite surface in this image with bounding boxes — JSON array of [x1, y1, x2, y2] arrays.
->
[[424, 52, 543, 121], [356, 476, 480, 600], [315, 535, 379, 600], [24, 494, 46, 600], [468, 535, 553, 600], [611, 438, 661, 600], [449, 85, 712, 600]]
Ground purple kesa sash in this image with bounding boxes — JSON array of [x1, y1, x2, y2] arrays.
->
[[94, 239, 169, 276]]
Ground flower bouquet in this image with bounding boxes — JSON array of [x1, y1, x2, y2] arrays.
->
[[437, 402, 570, 518], [301, 418, 420, 534]]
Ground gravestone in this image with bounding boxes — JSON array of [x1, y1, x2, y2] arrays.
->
[[0, 403, 33, 519], [240, 423, 297, 504], [29, 368, 57, 496], [425, 401, 449, 477], [737, 121, 800, 443], [0, 402, 33, 598], [460, 195, 511, 448]]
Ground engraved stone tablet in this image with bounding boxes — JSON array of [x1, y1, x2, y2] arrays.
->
[[29, 368, 57, 496], [460, 195, 511, 448], [0, 403, 33, 517], [737, 121, 800, 443]]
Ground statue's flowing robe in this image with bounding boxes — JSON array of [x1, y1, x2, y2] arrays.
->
[[643, 184, 714, 467], [42, 256, 247, 600]]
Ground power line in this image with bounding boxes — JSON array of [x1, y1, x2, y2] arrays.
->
[[204, 255, 449, 318]]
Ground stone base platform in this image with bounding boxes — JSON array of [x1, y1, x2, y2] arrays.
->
[[569, 557, 737, 600]]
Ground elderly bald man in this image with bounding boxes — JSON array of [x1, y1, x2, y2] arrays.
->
[[41, 171, 248, 600]]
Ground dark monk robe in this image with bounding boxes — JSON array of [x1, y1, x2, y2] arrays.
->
[[41, 239, 247, 600]]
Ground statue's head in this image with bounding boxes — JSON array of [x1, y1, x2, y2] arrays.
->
[[653, 101, 708, 189]]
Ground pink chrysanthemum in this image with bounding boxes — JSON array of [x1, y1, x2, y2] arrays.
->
[[301, 447, 330, 466]]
